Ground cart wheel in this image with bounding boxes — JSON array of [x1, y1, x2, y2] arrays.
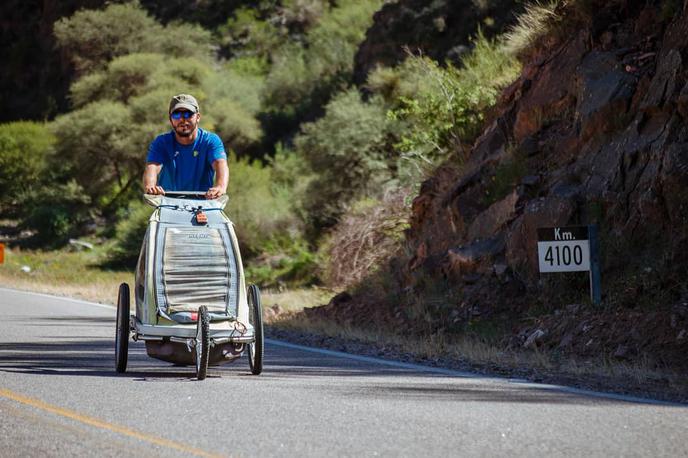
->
[[115, 283, 130, 373], [247, 284, 264, 375], [195, 306, 210, 380]]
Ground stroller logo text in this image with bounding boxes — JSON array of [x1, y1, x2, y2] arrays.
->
[[188, 233, 210, 239]]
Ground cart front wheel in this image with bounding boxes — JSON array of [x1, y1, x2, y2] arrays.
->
[[115, 283, 130, 373], [195, 306, 210, 380], [247, 284, 264, 375]]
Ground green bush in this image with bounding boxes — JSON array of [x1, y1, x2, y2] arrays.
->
[[226, 153, 303, 256], [244, 235, 320, 288], [262, 0, 384, 132], [387, 32, 520, 181], [19, 180, 92, 247], [294, 89, 394, 229], [106, 199, 152, 267], [0, 122, 54, 214]]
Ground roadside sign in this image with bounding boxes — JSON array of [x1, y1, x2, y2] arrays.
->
[[537, 225, 601, 304], [537, 226, 590, 272]]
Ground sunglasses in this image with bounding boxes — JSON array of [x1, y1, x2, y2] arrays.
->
[[171, 111, 196, 120]]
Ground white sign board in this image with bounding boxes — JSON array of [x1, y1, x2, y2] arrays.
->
[[537, 226, 590, 273]]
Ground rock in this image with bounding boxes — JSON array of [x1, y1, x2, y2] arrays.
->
[[444, 235, 505, 277], [677, 82, 688, 119], [493, 263, 508, 276], [641, 49, 682, 111], [521, 175, 540, 187], [613, 344, 631, 360], [558, 332, 574, 349], [523, 329, 546, 349], [566, 303, 582, 314], [574, 51, 636, 140], [512, 31, 588, 142], [20, 265, 31, 273], [68, 239, 94, 251], [467, 189, 521, 240]]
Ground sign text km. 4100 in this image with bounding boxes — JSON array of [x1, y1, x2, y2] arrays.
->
[[537, 226, 590, 273]]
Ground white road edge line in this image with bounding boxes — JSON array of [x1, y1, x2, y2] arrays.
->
[[2, 287, 682, 406], [265, 339, 684, 407]]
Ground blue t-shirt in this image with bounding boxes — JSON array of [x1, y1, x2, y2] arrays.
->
[[146, 128, 227, 192]]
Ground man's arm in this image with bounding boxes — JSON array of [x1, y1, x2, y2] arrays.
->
[[206, 158, 228, 199], [143, 162, 165, 195]]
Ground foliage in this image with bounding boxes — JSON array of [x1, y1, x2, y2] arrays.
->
[[50, 101, 143, 213], [227, 153, 303, 255], [387, 33, 520, 181], [218, 6, 283, 59], [106, 199, 152, 267], [19, 180, 92, 247], [0, 122, 54, 214], [261, 0, 384, 136], [54, 2, 213, 74], [245, 235, 320, 288], [294, 89, 395, 230], [503, 1, 562, 58]]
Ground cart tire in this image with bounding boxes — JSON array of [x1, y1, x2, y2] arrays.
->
[[115, 283, 130, 373], [195, 306, 210, 380], [247, 284, 264, 375]]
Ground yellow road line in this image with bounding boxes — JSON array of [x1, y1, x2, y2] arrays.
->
[[0, 388, 224, 458]]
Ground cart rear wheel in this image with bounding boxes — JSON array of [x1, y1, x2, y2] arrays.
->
[[247, 284, 264, 375], [195, 306, 210, 380], [115, 283, 130, 373]]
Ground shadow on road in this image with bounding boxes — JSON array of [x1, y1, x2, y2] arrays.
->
[[0, 335, 670, 405]]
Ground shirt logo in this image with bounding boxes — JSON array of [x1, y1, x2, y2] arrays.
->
[[193, 150, 199, 157], [174, 151, 180, 157]]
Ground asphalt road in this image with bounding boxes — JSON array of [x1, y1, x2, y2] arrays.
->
[[0, 288, 687, 457]]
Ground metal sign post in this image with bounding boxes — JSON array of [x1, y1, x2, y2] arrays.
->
[[537, 225, 601, 305], [587, 225, 601, 304]]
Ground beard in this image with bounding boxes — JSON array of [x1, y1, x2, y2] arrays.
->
[[175, 122, 196, 137]]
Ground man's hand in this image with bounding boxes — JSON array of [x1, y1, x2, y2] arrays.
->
[[205, 186, 225, 199], [145, 185, 165, 195]]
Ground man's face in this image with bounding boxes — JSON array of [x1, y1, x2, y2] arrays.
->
[[170, 110, 200, 137]]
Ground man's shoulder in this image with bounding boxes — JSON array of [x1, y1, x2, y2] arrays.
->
[[198, 129, 225, 155], [199, 128, 222, 144], [150, 131, 174, 149]]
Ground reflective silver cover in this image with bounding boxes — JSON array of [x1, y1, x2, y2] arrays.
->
[[158, 226, 236, 314]]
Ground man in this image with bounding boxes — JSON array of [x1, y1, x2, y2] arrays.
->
[[143, 94, 228, 199]]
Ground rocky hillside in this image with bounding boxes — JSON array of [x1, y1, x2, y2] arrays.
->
[[314, 0, 688, 372]]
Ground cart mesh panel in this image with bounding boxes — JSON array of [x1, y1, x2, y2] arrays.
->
[[162, 227, 232, 314]]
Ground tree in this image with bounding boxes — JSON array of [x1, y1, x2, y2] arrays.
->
[[0, 122, 54, 214], [295, 89, 393, 229], [54, 2, 213, 75]]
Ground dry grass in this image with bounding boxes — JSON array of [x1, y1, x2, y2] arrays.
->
[[0, 246, 130, 304], [503, 1, 562, 58], [323, 190, 410, 289], [261, 287, 334, 314]]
